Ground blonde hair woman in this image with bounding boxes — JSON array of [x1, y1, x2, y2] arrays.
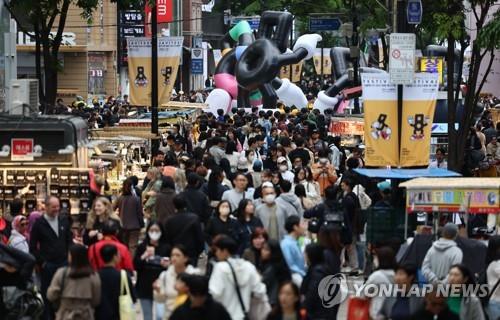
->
[[83, 197, 120, 246]]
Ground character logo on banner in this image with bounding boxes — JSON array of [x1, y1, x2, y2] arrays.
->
[[407, 113, 429, 140], [371, 114, 392, 140], [162, 66, 172, 85], [135, 66, 148, 87]]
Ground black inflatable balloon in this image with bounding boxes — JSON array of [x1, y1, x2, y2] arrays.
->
[[236, 39, 281, 91], [257, 11, 293, 53]]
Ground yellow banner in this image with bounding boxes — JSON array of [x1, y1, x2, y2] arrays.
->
[[362, 74, 399, 166], [400, 74, 439, 167], [127, 37, 184, 106], [313, 49, 332, 75], [280, 61, 303, 83], [420, 57, 443, 84]]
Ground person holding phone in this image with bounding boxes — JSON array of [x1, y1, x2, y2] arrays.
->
[[134, 221, 170, 320]]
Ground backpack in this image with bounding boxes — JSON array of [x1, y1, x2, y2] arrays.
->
[[353, 185, 372, 210], [323, 202, 344, 224]]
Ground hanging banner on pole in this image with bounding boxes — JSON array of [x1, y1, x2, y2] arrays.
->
[[280, 61, 303, 83], [127, 36, 184, 106], [313, 48, 332, 75], [362, 73, 399, 166], [400, 73, 439, 167]]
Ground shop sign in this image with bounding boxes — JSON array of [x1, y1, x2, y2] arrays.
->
[[407, 189, 499, 213], [420, 57, 443, 84], [11, 138, 34, 161], [329, 119, 364, 136]]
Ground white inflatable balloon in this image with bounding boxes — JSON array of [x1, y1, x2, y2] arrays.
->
[[293, 34, 323, 60], [205, 88, 232, 114], [276, 78, 308, 108], [313, 90, 339, 114]]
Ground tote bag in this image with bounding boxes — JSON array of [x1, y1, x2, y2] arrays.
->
[[119, 270, 136, 320]]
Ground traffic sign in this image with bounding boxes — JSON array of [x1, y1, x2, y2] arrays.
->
[[191, 48, 203, 74], [231, 16, 260, 30], [309, 17, 342, 32], [389, 33, 416, 85], [407, 0, 423, 24]]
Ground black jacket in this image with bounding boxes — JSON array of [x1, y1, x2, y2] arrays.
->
[[180, 186, 212, 225], [236, 217, 264, 255], [95, 266, 136, 320], [301, 264, 338, 319], [170, 296, 232, 320], [29, 215, 73, 265], [205, 216, 240, 245], [0, 243, 36, 287], [133, 241, 170, 299], [164, 211, 204, 262]]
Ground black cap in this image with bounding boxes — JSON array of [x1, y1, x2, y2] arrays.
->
[[174, 138, 184, 145]]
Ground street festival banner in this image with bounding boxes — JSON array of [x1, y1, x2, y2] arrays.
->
[[280, 61, 303, 83], [313, 48, 332, 75], [127, 37, 184, 106], [361, 73, 439, 167], [400, 73, 439, 166], [362, 73, 399, 166]]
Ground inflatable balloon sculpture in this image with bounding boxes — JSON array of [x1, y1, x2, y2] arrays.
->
[[205, 11, 322, 114], [313, 47, 387, 113]]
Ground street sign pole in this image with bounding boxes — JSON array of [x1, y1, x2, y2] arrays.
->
[[151, 1, 159, 156], [396, 0, 407, 168]]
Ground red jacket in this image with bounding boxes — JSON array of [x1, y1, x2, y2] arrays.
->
[[88, 236, 134, 272]]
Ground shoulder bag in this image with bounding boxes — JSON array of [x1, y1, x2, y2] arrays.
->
[[119, 270, 136, 320]]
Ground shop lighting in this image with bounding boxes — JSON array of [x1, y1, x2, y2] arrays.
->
[[58, 145, 75, 155], [0, 145, 10, 157]]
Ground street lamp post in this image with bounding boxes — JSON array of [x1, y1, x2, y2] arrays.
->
[[151, 1, 159, 156]]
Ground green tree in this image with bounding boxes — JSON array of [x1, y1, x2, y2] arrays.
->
[[419, 0, 499, 172], [5, 0, 139, 112]]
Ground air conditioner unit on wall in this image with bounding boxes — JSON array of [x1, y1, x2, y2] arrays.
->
[[8, 79, 39, 115]]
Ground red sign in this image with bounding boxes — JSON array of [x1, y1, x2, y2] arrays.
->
[[145, 0, 174, 36], [11, 138, 34, 161], [329, 119, 364, 136]]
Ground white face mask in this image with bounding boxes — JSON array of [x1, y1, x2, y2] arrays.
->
[[148, 231, 162, 241], [279, 165, 288, 172], [263, 194, 276, 204], [219, 207, 230, 216]]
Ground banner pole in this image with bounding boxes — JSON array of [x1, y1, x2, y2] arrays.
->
[[151, 1, 159, 156]]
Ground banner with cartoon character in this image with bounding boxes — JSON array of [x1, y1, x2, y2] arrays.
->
[[127, 37, 184, 106], [280, 61, 303, 83], [400, 73, 439, 167], [313, 48, 332, 75], [361, 73, 399, 167]]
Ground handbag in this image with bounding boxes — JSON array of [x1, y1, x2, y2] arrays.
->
[[226, 261, 250, 320], [346, 296, 370, 320], [119, 270, 136, 320]]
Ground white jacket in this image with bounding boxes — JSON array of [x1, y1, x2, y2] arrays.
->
[[157, 264, 200, 319], [209, 257, 267, 320], [8, 230, 29, 253]]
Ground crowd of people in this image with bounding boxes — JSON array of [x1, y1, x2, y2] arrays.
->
[[1, 95, 500, 320]]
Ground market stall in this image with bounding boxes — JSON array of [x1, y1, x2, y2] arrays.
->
[[0, 115, 90, 216], [400, 177, 500, 237], [328, 116, 364, 147]]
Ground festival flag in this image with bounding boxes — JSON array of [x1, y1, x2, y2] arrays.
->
[[400, 73, 439, 166], [127, 37, 184, 106], [313, 48, 332, 75], [361, 73, 399, 166]]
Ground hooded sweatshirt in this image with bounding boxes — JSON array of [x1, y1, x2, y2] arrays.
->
[[421, 238, 463, 284], [209, 257, 267, 320], [277, 192, 304, 218]]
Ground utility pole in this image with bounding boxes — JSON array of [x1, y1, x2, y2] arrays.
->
[[396, 0, 406, 166], [151, 1, 159, 156], [351, 0, 360, 114]]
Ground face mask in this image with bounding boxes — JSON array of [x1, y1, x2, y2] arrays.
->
[[148, 231, 162, 241], [263, 194, 276, 204], [279, 165, 288, 172], [179, 163, 186, 169], [219, 207, 230, 216]]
